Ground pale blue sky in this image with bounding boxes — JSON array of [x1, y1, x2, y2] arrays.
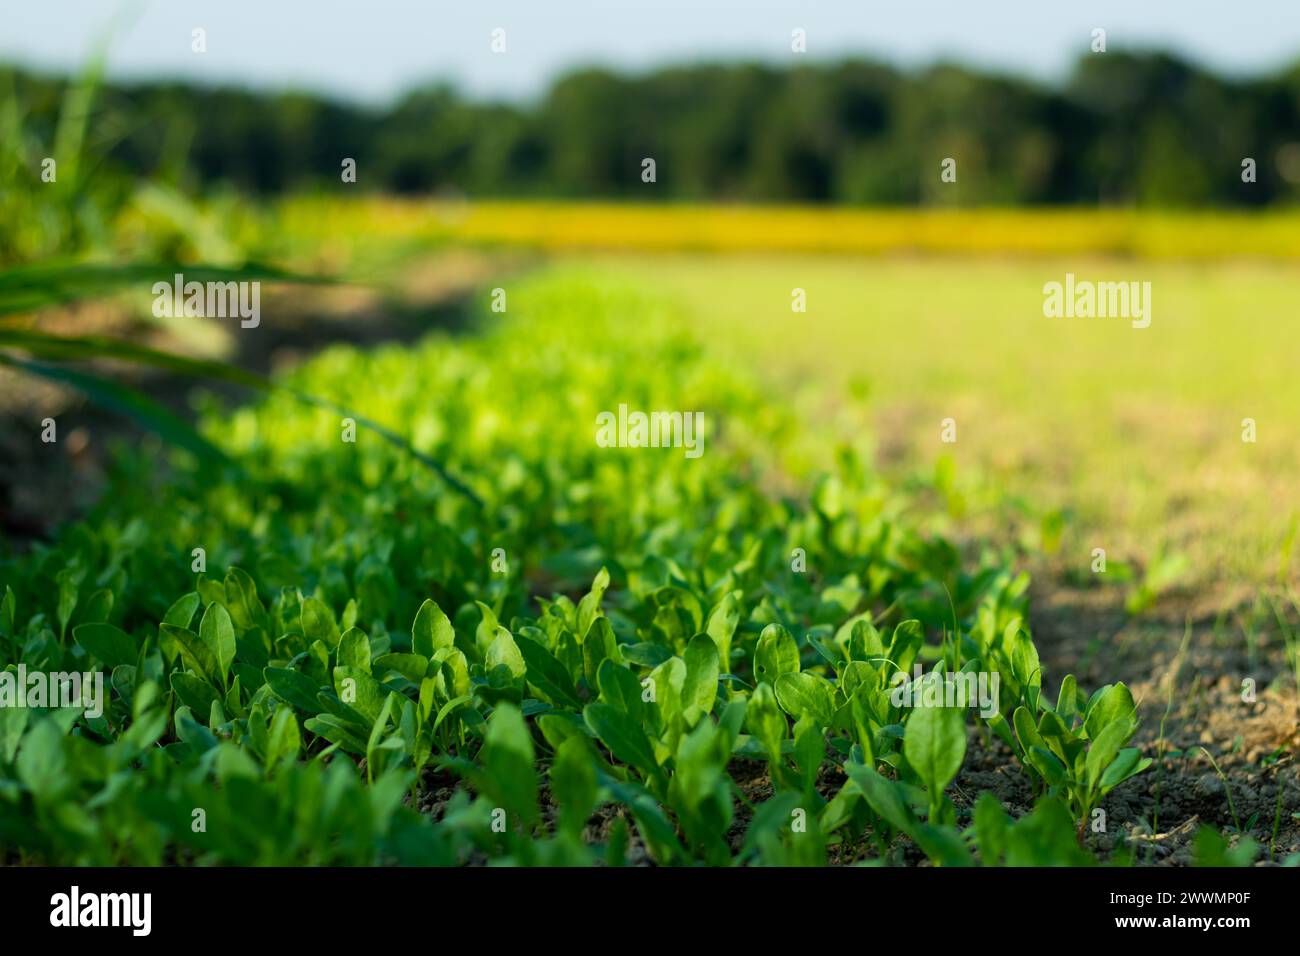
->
[[3, 1, 1297, 103]]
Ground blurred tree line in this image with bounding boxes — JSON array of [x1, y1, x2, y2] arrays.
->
[[6, 51, 1300, 206]]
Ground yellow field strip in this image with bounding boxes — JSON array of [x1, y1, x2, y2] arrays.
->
[[276, 198, 1300, 259]]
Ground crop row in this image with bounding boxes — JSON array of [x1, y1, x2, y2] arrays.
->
[[1, 271, 1147, 864]]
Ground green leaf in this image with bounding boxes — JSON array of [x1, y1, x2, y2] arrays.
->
[[1013, 705, 1067, 784], [301, 596, 340, 650], [162, 592, 200, 629], [486, 628, 527, 681], [337, 627, 372, 673], [1013, 705, 1046, 753], [576, 566, 611, 640], [1192, 826, 1260, 867], [581, 616, 620, 689], [550, 736, 597, 836], [1084, 682, 1137, 740], [372, 653, 429, 684], [199, 602, 236, 686], [904, 694, 967, 799], [1029, 745, 1069, 788], [754, 623, 800, 684], [223, 568, 266, 630], [972, 790, 1010, 864], [0, 706, 28, 763], [649, 656, 686, 729], [739, 791, 803, 861], [600, 774, 683, 864], [1099, 747, 1149, 793], [304, 714, 368, 755], [480, 702, 539, 827], [56, 567, 79, 639], [847, 617, 886, 659], [793, 716, 826, 793], [843, 761, 916, 836], [0, 585, 15, 642], [160, 623, 217, 685], [1086, 715, 1134, 790], [745, 681, 788, 758], [333, 666, 385, 724], [774, 671, 837, 726], [515, 633, 583, 709], [704, 591, 741, 670], [1056, 673, 1079, 724], [411, 598, 455, 658], [171, 672, 220, 716], [80, 588, 112, 624], [0, 355, 232, 467], [264, 667, 322, 714], [682, 633, 720, 723], [16, 718, 69, 801], [72, 622, 136, 668], [1007, 623, 1042, 708], [433, 695, 474, 734], [365, 692, 400, 779], [474, 601, 504, 660], [913, 822, 975, 867], [597, 659, 645, 719], [584, 702, 660, 775]]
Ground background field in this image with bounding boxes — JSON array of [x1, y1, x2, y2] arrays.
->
[[596, 251, 1300, 593]]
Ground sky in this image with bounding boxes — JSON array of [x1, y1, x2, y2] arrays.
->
[[3, 0, 1298, 104]]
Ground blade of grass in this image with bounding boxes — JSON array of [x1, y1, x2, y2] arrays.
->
[[0, 353, 231, 467], [0, 261, 324, 318]]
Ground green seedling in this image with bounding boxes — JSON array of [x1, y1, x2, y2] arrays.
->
[[1013, 678, 1151, 839]]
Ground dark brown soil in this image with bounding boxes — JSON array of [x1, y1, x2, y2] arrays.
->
[[1026, 579, 1300, 864]]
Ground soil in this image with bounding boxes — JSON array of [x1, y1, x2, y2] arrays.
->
[[1024, 579, 1300, 864]]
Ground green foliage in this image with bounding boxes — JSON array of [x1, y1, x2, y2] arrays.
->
[[971, 793, 1096, 867], [902, 682, 967, 824], [1011, 679, 1152, 836], [1191, 826, 1259, 867], [0, 270, 1150, 866]]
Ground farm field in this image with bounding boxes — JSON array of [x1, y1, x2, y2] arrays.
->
[[3, 203, 1298, 866], [261, 196, 1300, 592], [591, 252, 1300, 595]]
